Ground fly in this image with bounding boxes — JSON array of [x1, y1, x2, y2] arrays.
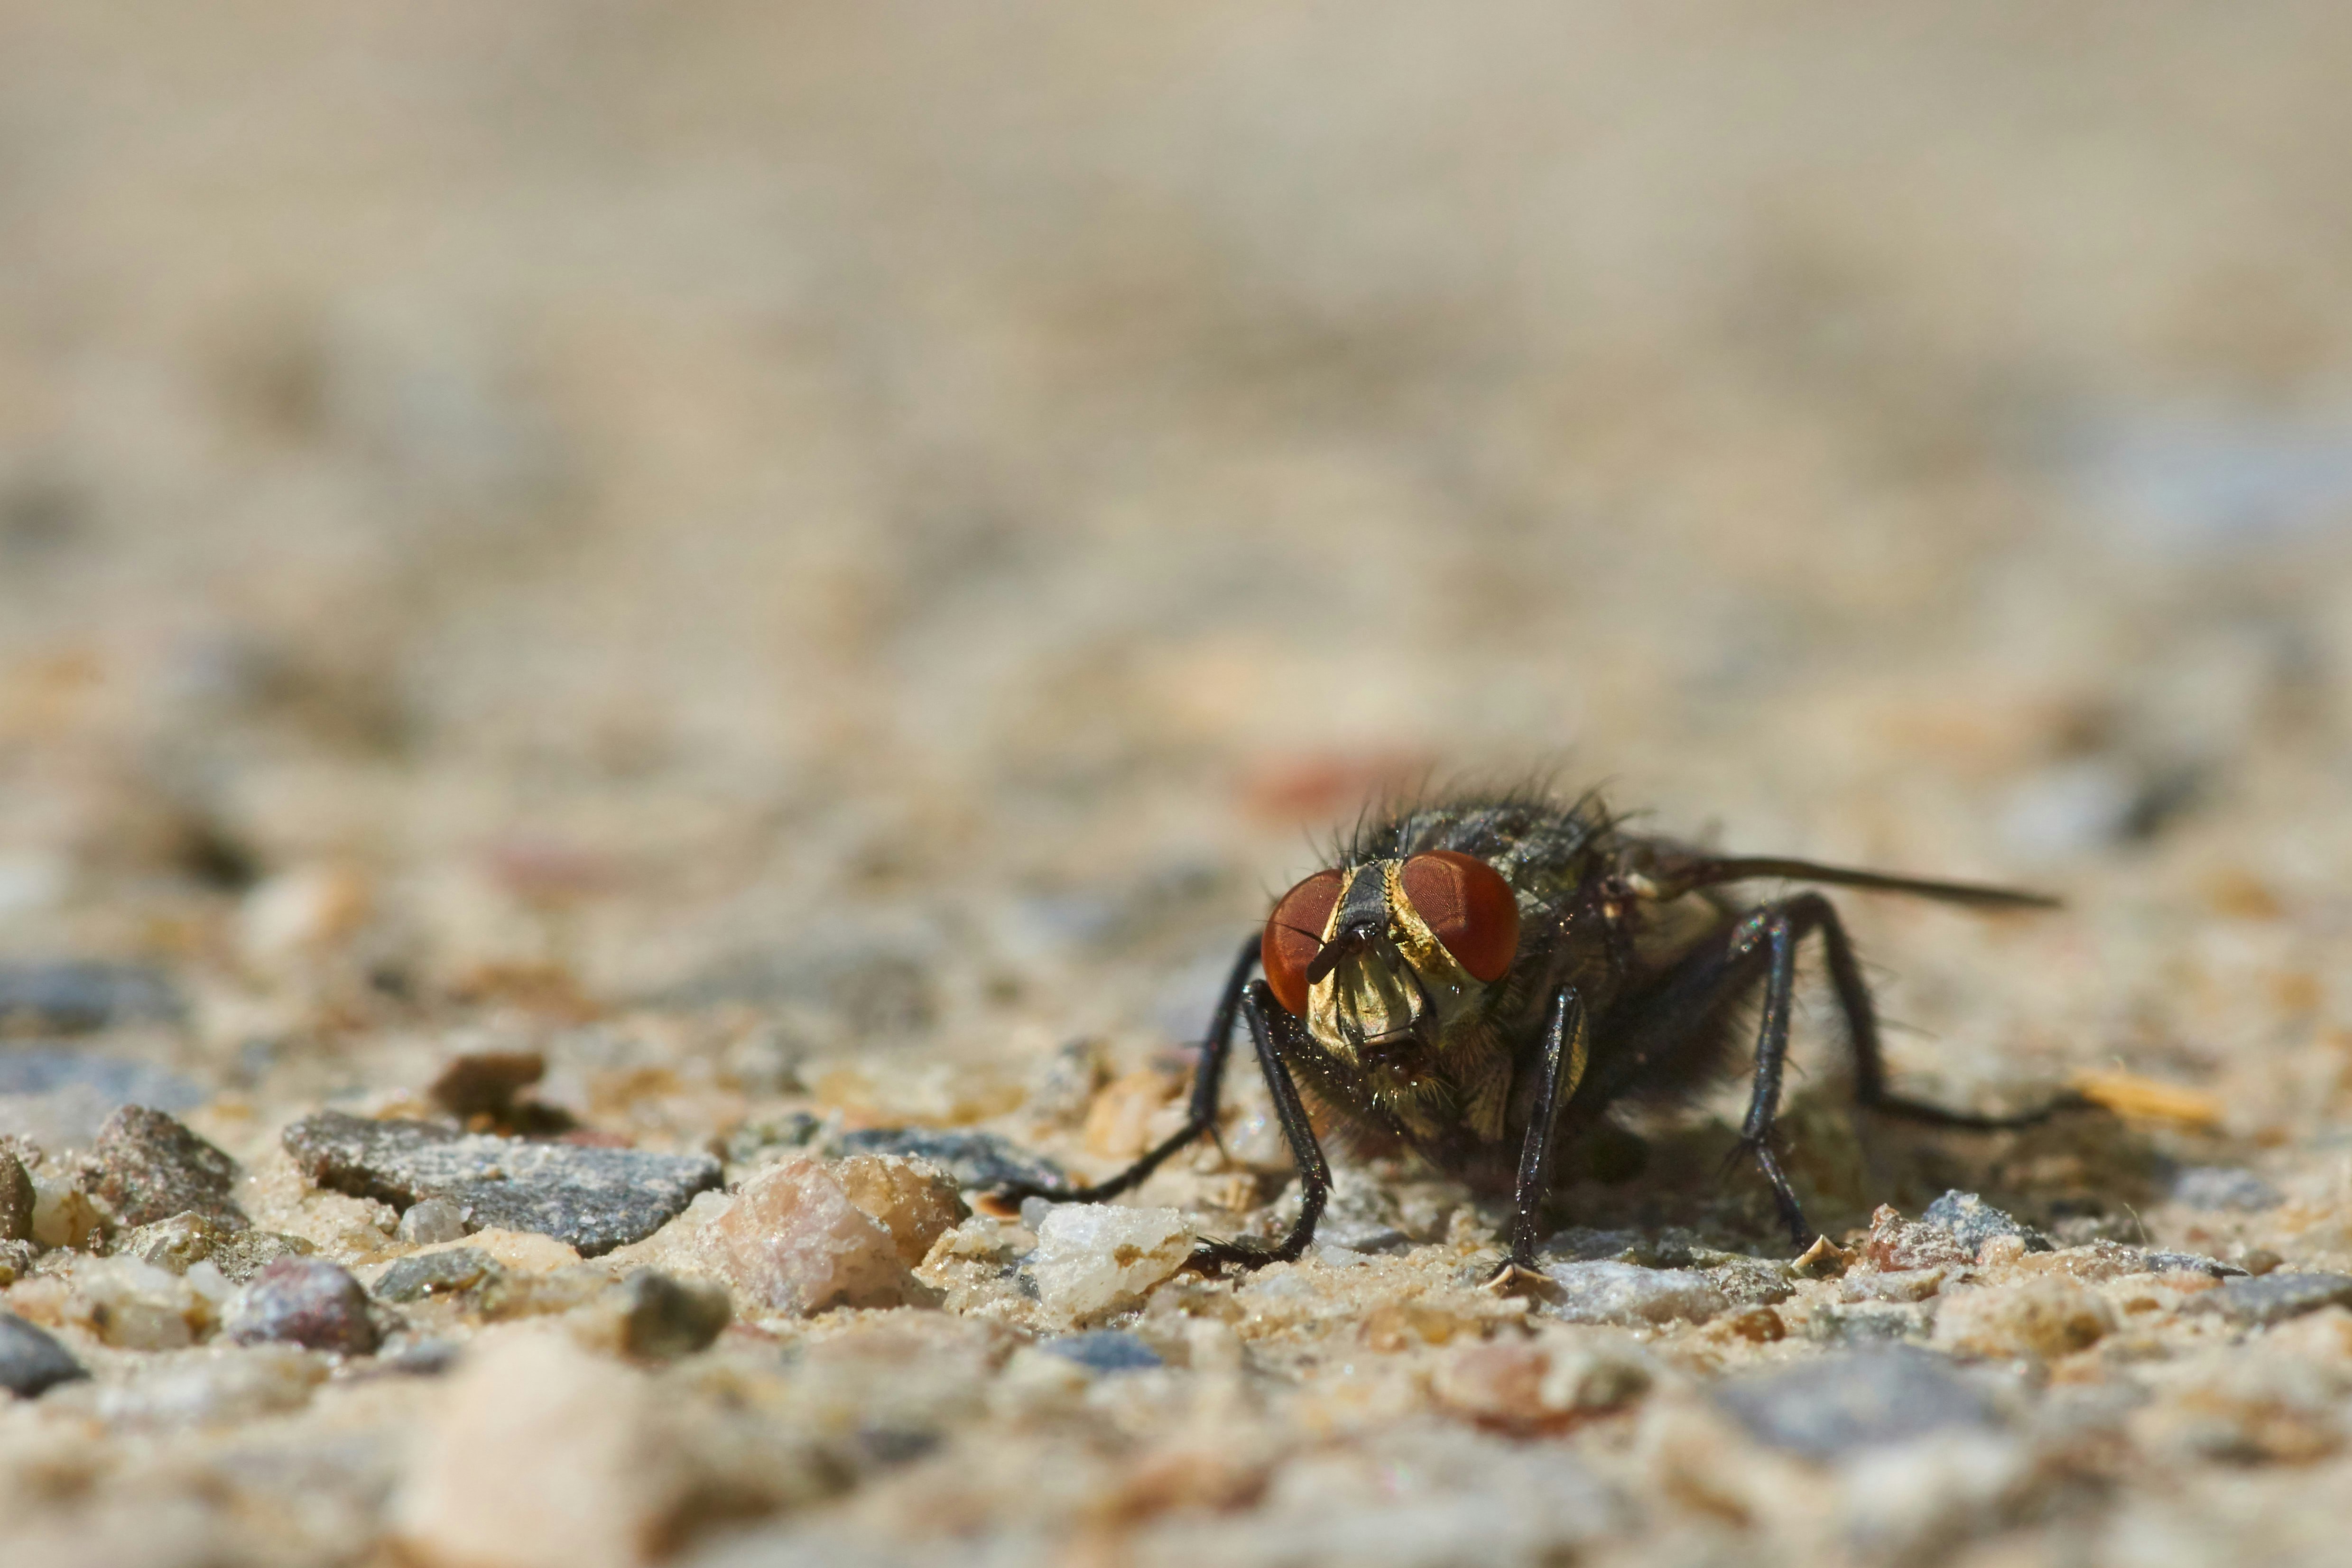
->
[[1000, 787, 2080, 1283]]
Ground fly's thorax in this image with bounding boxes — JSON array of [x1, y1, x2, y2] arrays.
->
[[1305, 859, 1497, 1066]]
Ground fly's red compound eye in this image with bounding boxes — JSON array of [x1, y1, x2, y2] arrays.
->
[[1398, 851, 1519, 983], [1262, 869, 1343, 1015]]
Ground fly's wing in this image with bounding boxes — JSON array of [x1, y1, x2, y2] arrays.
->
[[1652, 853, 2058, 910]]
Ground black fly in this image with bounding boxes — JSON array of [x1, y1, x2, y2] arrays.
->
[[999, 788, 2078, 1282]]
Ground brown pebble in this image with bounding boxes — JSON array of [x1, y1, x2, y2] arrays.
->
[[428, 1051, 550, 1123]]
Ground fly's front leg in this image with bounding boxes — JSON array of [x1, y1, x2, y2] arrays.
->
[[1190, 981, 1333, 1271], [991, 934, 1257, 1209], [1489, 985, 1590, 1287]]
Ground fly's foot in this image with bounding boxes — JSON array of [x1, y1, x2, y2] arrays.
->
[[1186, 1236, 1293, 1275], [1480, 1257, 1555, 1297]]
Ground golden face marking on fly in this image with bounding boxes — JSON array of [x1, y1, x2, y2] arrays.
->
[[1306, 861, 1486, 1062], [1254, 851, 1523, 1137]]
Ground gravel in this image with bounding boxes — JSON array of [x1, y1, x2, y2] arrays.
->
[[1716, 1348, 2010, 1461], [1539, 1261, 1729, 1327], [2185, 1272, 2352, 1327], [832, 1128, 1066, 1193], [0, 1310, 90, 1398], [373, 1248, 502, 1303], [612, 1270, 731, 1360], [282, 1112, 722, 1257], [83, 1105, 248, 1230], [225, 1257, 381, 1355]]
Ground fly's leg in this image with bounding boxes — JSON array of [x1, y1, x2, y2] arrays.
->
[[1803, 894, 2091, 1129], [991, 935, 1257, 1208], [1733, 900, 1818, 1246], [1191, 981, 1333, 1270], [1489, 985, 1590, 1286], [1732, 892, 2086, 1246]]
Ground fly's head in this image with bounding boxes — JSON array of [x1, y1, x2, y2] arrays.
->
[[1260, 851, 1521, 1092]]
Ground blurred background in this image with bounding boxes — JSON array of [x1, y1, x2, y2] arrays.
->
[[5, 2, 2352, 1145]]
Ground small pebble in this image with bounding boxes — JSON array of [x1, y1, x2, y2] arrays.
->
[[427, 1050, 547, 1120], [1922, 1191, 2052, 1253], [1040, 1330, 1164, 1374], [0, 1310, 90, 1397], [399, 1197, 471, 1245], [0, 1146, 32, 1241], [1717, 1347, 2007, 1461], [82, 1105, 248, 1230], [69, 1254, 222, 1349], [613, 1270, 731, 1360], [1539, 1261, 1728, 1327], [1807, 1301, 1933, 1345], [117, 1210, 236, 1273], [375, 1247, 502, 1303], [1027, 1205, 1195, 1320], [2187, 1271, 2352, 1327], [2170, 1167, 2284, 1212], [696, 1157, 923, 1314], [1842, 1268, 1948, 1304], [225, 1257, 380, 1355], [833, 1127, 1066, 1192], [1861, 1204, 1973, 1273]]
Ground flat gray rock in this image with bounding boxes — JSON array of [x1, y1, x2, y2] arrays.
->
[[0, 1311, 89, 1398], [2188, 1271, 2352, 1327], [283, 1112, 720, 1257], [1540, 1260, 1728, 1326], [1717, 1347, 2006, 1460]]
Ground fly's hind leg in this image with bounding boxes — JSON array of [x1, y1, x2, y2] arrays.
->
[[991, 934, 1258, 1209], [1732, 892, 2086, 1246]]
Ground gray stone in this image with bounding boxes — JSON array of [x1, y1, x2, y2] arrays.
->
[[0, 962, 182, 1034], [282, 1111, 721, 1257], [83, 1105, 247, 1229], [2171, 1166, 2284, 1212], [1806, 1301, 1935, 1345], [0, 1144, 30, 1241], [1041, 1330, 1163, 1373], [2186, 1271, 2352, 1327], [0, 1239, 34, 1285], [373, 1247, 501, 1303], [1922, 1190, 2052, 1253], [831, 1127, 1064, 1193], [0, 1310, 90, 1398], [398, 1197, 470, 1245], [1710, 1257, 1796, 1307], [613, 1270, 730, 1360], [1540, 1261, 1728, 1327], [225, 1257, 380, 1355], [1717, 1347, 2007, 1461]]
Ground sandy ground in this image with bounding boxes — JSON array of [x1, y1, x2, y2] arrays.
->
[[7, 4, 2352, 1565]]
